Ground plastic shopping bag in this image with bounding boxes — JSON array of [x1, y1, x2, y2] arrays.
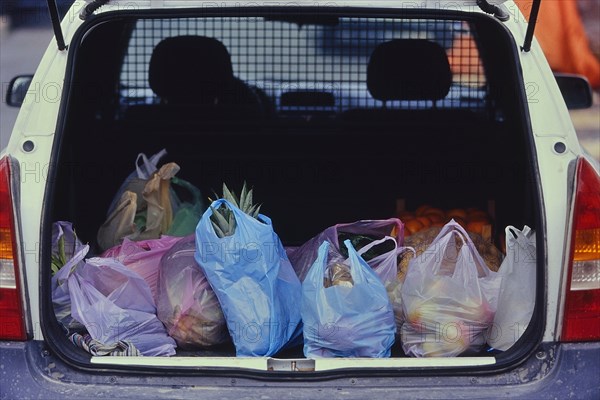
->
[[301, 240, 396, 358], [51, 221, 88, 331], [352, 235, 415, 337], [401, 220, 501, 357], [106, 148, 171, 217], [157, 235, 228, 349], [194, 199, 302, 357], [288, 218, 404, 282], [101, 235, 182, 302], [166, 177, 205, 237], [97, 162, 180, 251], [68, 257, 177, 356], [488, 226, 536, 351]]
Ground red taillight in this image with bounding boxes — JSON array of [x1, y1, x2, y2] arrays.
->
[[562, 157, 600, 342], [0, 156, 27, 341]]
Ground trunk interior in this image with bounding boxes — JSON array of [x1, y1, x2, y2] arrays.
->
[[45, 9, 540, 371]]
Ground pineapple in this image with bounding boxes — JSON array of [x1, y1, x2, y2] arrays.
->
[[209, 182, 261, 238]]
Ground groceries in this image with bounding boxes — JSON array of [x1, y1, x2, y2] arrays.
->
[[288, 219, 404, 283], [57, 250, 177, 356], [397, 204, 493, 239], [400, 220, 502, 357], [156, 235, 229, 349], [56, 171, 526, 358], [51, 221, 88, 331], [301, 240, 396, 358], [97, 149, 205, 252], [398, 226, 503, 283], [488, 226, 536, 351], [195, 185, 302, 357], [101, 236, 182, 302]]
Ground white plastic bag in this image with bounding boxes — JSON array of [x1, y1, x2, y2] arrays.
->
[[487, 226, 536, 351], [401, 220, 501, 357]]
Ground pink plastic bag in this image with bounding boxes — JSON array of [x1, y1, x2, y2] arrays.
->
[[288, 219, 404, 282], [102, 236, 182, 302], [156, 235, 229, 349]]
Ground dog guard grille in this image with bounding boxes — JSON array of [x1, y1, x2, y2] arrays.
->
[[120, 15, 490, 115]]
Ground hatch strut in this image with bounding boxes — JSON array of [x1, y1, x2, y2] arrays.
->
[[46, 0, 66, 50], [521, 0, 542, 52]]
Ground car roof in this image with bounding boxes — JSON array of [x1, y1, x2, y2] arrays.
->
[[89, 0, 509, 13]]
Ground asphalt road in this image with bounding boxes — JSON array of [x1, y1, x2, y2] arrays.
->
[[1, 22, 598, 159]]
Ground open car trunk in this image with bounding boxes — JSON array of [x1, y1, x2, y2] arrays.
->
[[43, 7, 543, 374]]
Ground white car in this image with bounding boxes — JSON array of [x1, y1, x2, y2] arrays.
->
[[1, 1, 598, 399]]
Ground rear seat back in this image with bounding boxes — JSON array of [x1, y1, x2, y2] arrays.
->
[[125, 35, 264, 123], [341, 39, 481, 124], [367, 39, 452, 103]]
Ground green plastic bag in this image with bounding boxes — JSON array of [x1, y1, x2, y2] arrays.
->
[[166, 177, 205, 236]]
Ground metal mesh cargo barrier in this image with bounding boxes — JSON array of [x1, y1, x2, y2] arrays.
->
[[120, 15, 489, 115]]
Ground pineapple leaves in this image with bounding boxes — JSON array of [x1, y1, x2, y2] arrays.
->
[[209, 181, 263, 238]]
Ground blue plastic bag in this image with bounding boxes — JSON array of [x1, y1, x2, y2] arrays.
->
[[301, 240, 396, 358], [194, 199, 302, 356]]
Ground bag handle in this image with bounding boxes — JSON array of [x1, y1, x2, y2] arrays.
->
[[354, 236, 414, 284], [135, 148, 167, 179], [429, 221, 488, 280], [307, 240, 331, 284], [507, 225, 534, 247], [171, 176, 203, 210], [505, 225, 536, 269], [206, 199, 269, 235], [344, 239, 381, 286], [445, 220, 491, 275], [356, 235, 415, 260], [55, 244, 90, 285], [355, 235, 397, 257]]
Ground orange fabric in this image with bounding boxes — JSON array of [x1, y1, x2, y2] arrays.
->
[[515, 0, 600, 88], [447, 34, 485, 78]]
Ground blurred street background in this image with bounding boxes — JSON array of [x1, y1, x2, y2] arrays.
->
[[1, 0, 598, 159]]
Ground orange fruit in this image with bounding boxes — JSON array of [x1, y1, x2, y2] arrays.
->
[[467, 209, 489, 221], [466, 220, 487, 235], [398, 211, 415, 221], [415, 204, 432, 217], [424, 212, 444, 224], [452, 216, 467, 229], [424, 207, 444, 218], [416, 216, 432, 229], [446, 208, 467, 220], [467, 215, 490, 224], [405, 219, 425, 235]]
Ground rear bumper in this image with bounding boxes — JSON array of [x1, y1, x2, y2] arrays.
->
[[1, 341, 599, 400]]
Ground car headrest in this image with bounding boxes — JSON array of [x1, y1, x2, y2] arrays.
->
[[149, 36, 235, 101], [367, 39, 452, 101]]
